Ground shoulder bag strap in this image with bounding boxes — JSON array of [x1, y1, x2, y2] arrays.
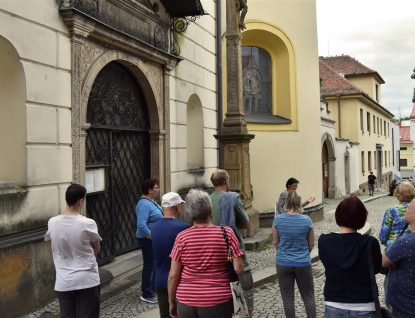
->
[[140, 197, 164, 216], [221, 225, 232, 260], [367, 241, 382, 318], [398, 223, 409, 237], [221, 225, 239, 282]]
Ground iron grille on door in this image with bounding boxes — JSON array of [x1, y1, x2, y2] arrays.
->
[[85, 62, 150, 265]]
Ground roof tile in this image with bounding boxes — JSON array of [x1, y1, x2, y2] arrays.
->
[[400, 126, 412, 143], [319, 59, 363, 96]]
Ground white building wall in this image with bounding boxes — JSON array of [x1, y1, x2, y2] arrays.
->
[[391, 122, 401, 180], [321, 100, 359, 198], [0, 1, 72, 226], [170, 1, 218, 192]]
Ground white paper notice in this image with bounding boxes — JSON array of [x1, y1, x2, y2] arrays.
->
[[94, 170, 105, 192], [85, 172, 95, 192]]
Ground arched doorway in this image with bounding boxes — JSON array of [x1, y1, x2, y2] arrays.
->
[[321, 134, 336, 199], [322, 142, 329, 198], [85, 61, 150, 265]]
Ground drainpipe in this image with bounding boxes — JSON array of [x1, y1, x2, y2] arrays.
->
[[336, 93, 341, 138], [216, 0, 223, 168]]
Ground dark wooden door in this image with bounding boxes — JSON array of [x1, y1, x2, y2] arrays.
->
[[85, 62, 150, 265], [322, 143, 329, 198]]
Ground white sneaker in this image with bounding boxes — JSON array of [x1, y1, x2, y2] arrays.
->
[[140, 295, 158, 304]]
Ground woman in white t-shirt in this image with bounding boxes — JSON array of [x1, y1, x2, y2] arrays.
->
[[45, 184, 102, 318]]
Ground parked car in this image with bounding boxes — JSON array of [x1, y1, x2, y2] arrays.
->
[[390, 179, 404, 196]]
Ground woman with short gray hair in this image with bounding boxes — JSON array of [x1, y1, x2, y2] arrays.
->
[[184, 189, 212, 222], [168, 189, 244, 318]]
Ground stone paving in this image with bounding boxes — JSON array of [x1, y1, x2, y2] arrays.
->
[[22, 194, 396, 318]]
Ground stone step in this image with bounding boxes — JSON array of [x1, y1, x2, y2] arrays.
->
[[244, 227, 272, 251], [99, 251, 143, 302]]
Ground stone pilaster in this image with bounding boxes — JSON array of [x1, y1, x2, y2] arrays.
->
[[215, 0, 258, 236]]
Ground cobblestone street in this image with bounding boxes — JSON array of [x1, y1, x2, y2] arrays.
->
[[23, 194, 395, 318]]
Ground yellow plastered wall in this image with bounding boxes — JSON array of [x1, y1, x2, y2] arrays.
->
[[221, 1, 322, 213], [222, 21, 298, 131], [399, 142, 413, 171], [347, 76, 382, 103]]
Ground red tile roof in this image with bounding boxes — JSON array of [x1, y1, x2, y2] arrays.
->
[[320, 60, 363, 96], [400, 126, 412, 143], [319, 56, 394, 118], [410, 103, 415, 119], [320, 55, 385, 83]]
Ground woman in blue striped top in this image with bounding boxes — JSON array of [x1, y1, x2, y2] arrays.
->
[[273, 190, 316, 318]]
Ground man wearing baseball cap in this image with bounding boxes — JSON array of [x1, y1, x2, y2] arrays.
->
[[151, 192, 190, 318]]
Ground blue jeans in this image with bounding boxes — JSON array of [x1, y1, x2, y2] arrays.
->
[[325, 305, 376, 318], [138, 238, 155, 298]]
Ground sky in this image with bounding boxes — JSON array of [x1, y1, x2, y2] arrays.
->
[[316, 0, 415, 118]]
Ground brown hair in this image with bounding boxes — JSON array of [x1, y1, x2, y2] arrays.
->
[[335, 195, 367, 230], [141, 179, 159, 195]]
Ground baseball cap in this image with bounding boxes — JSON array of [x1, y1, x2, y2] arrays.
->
[[161, 192, 185, 208]]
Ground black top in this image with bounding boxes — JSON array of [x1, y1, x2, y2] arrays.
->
[[318, 233, 382, 303], [368, 175, 376, 184]]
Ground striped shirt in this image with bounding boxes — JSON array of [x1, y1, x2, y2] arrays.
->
[[170, 225, 243, 307]]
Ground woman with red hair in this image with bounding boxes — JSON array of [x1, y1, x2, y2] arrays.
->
[[319, 196, 382, 318]]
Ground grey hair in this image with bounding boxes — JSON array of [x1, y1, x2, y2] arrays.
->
[[185, 189, 212, 222], [285, 190, 302, 213]]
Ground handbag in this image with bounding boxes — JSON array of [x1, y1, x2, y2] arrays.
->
[[221, 225, 249, 318], [367, 242, 395, 318], [380, 224, 409, 275]]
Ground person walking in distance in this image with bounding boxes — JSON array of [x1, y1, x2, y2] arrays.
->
[[152, 192, 190, 318], [45, 184, 102, 318], [367, 171, 377, 196], [210, 169, 254, 318]]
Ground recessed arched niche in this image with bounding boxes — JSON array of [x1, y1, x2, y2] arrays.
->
[[0, 36, 27, 186], [186, 94, 204, 170]]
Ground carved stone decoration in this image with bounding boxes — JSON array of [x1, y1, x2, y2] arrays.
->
[[81, 39, 108, 80], [223, 144, 242, 190], [154, 24, 168, 52], [72, 38, 84, 184], [73, 0, 98, 16], [99, 1, 149, 43], [222, 0, 247, 134]]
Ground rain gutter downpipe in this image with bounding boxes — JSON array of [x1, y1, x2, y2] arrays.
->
[[336, 93, 341, 138], [216, 0, 223, 168]]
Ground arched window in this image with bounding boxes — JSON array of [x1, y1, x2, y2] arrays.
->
[[242, 47, 272, 115], [240, 22, 297, 129], [0, 36, 26, 186]]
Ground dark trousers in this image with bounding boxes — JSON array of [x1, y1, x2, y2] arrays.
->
[[138, 237, 155, 298], [177, 298, 233, 318], [276, 264, 316, 318], [155, 286, 169, 318], [56, 285, 100, 318]]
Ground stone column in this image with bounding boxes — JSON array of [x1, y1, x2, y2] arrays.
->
[[215, 0, 259, 237]]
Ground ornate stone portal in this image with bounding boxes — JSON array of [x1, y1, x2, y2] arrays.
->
[[59, 0, 180, 195], [215, 0, 259, 236]]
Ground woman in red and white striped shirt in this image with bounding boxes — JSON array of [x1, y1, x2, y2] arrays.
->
[[168, 189, 244, 318]]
